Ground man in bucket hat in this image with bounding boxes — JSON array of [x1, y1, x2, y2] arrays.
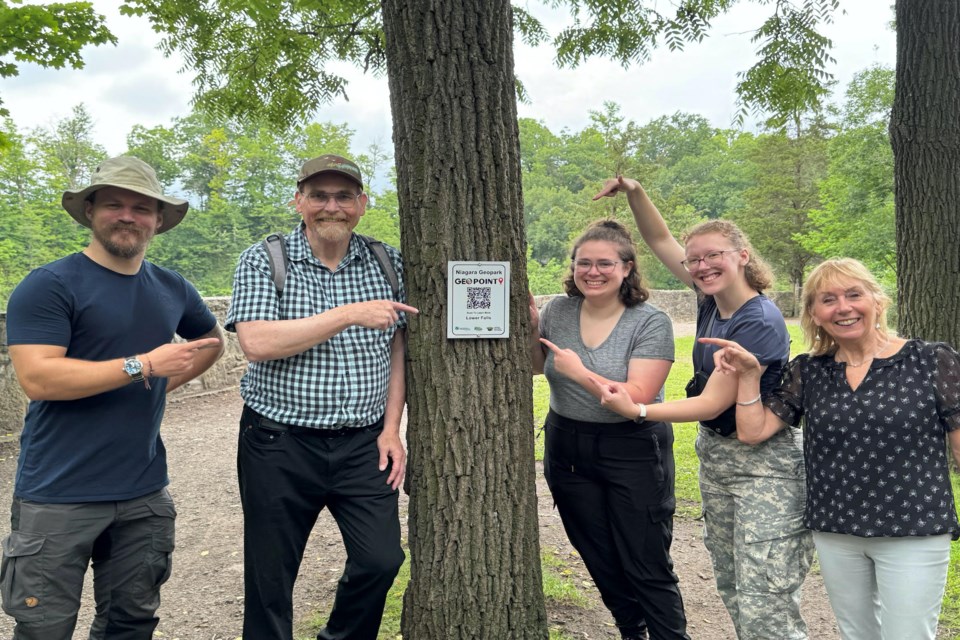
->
[[227, 154, 417, 640], [3, 156, 224, 639]]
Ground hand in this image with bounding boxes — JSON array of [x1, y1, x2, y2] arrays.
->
[[592, 175, 641, 201], [377, 430, 406, 491], [589, 377, 638, 418], [699, 337, 762, 377], [539, 338, 584, 379], [528, 291, 539, 330], [348, 300, 419, 331], [145, 338, 221, 378]]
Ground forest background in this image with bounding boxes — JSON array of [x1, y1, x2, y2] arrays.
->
[[0, 64, 894, 306]]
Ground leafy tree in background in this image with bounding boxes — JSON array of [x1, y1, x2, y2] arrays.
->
[[733, 116, 829, 297], [0, 0, 115, 148], [801, 66, 895, 286]]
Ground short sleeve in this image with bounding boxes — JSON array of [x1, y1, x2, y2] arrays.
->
[[932, 343, 960, 432], [225, 245, 279, 332], [5, 268, 74, 348], [725, 315, 786, 367], [176, 277, 218, 339], [765, 354, 808, 427], [631, 308, 674, 362]]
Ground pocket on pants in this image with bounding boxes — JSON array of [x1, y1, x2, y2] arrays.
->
[[1, 531, 47, 622], [742, 516, 813, 594], [132, 495, 176, 593]]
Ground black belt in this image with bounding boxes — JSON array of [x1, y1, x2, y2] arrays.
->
[[242, 405, 384, 437]]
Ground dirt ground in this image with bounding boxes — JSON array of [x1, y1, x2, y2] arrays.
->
[[0, 386, 846, 640]]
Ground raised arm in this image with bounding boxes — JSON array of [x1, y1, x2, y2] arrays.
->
[[236, 300, 419, 362], [594, 176, 692, 287]]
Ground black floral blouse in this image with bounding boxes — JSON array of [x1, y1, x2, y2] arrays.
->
[[766, 339, 960, 539]]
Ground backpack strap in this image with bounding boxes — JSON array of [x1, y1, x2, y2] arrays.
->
[[262, 233, 289, 296], [262, 232, 400, 301], [358, 234, 401, 300]]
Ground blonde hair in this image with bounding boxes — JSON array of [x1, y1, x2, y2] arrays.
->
[[562, 219, 649, 307], [682, 220, 774, 292], [800, 258, 892, 356]]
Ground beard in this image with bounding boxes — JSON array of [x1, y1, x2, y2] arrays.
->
[[311, 218, 352, 243], [93, 223, 151, 259]]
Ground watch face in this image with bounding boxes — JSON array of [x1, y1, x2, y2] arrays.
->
[[124, 358, 143, 375]]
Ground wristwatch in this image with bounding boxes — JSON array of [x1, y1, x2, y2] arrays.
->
[[633, 403, 647, 423], [123, 356, 145, 384]]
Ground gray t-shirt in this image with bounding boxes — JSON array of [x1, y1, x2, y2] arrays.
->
[[539, 296, 674, 423]]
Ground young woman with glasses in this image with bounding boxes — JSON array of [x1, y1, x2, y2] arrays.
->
[[530, 219, 690, 640], [592, 177, 815, 640]]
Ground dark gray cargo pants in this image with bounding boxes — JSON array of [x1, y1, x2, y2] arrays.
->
[[0, 488, 176, 640]]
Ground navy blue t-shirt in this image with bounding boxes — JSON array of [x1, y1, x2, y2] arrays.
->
[[6, 253, 217, 502], [692, 294, 790, 396]]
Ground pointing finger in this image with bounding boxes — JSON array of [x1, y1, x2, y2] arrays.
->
[[539, 338, 561, 353]]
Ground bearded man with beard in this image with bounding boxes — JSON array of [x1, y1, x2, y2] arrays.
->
[[3, 156, 224, 640], [226, 155, 417, 640]]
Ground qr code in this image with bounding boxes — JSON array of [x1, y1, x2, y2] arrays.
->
[[466, 287, 492, 310]]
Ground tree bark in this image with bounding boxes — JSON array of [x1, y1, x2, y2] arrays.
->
[[891, 0, 960, 346], [381, 1, 548, 637]]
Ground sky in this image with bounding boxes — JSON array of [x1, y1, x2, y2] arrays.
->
[[3, 1, 896, 157]]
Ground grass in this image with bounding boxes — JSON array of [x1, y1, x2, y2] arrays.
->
[[541, 546, 590, 607], [297, 554, 409, 640]]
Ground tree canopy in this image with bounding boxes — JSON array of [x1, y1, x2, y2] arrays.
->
[[0, 0, 115, 147]]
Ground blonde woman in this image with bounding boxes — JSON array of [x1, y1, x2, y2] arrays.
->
[[698, 258, 960, 640]]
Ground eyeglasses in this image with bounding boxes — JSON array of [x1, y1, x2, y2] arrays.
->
[[680, 250, 739, 272], [301, 191, 361, 209], [573, 260, 622, 274]]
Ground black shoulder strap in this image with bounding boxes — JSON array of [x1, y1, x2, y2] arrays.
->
[[262, 232, 399, 300], [262, 233, 289, 296], [358, 234, 401, 300], [697, 306, 719, 373]]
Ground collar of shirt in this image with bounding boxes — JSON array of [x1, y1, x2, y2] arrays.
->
[[287, 222, 366, 272]]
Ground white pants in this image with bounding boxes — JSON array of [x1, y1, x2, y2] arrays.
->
[[812, 531, 951, 640]]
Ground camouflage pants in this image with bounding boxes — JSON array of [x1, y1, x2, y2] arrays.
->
[[696, 425, 815, 640]]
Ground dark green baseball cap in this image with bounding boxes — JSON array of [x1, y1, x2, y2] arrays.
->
[[297, 154, 363, 190]]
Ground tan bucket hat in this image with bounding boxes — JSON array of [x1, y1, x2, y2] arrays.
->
[[62, 156, 189, 233], [297, 154, 364, 189]]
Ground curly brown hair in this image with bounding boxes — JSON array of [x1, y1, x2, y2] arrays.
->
[[682, 220, 774, 292], [562, 219, 649, 307]]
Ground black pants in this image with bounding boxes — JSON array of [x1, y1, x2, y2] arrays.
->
[[237, 406, 403, 640], [543, 410, 690, 640]]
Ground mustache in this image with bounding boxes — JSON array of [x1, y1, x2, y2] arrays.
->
[[108, 223, 145, 234]]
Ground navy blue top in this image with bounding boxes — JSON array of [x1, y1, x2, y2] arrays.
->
[[692, 294, 790, 396], [6, 253, 217, 502]]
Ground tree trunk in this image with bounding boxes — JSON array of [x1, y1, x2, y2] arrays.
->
[[891, 0, 960, 346], [381, 2, 548, 638]]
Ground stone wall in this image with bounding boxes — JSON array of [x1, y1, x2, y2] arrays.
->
[[0, 290, 795, 437]]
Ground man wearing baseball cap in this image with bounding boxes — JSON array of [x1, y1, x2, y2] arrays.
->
[[227, 154, 417, 640], [3, 156, 224, 639]]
